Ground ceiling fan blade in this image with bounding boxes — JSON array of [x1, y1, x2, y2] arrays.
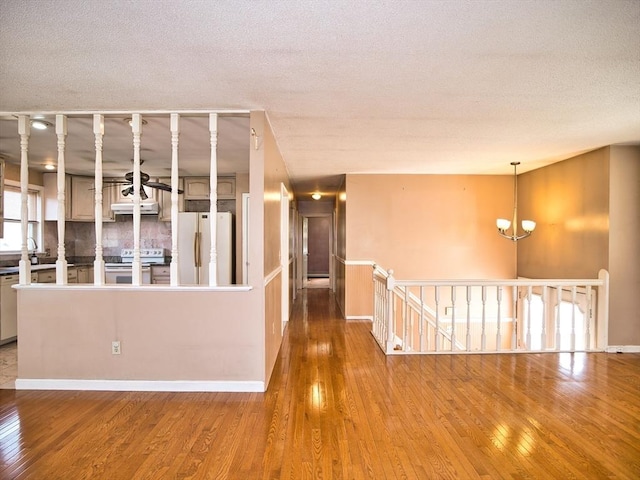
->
[[103, 179, 132, 185], [124, 171, 150, 184], [145, 182, 184, 194], [122, 186, 134, 197], [140, 187, 148, 201]]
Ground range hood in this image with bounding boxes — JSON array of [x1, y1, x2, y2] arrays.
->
[[111, 202, 159, 215]]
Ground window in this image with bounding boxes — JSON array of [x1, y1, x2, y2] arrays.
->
[[0, 183, 43, 253]]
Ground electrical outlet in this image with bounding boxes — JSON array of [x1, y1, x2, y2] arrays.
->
[[445, 306, 453, 316], [112, 341, 121, 355]]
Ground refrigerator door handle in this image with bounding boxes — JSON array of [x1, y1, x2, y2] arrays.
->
[[194, 233, 199, 268]]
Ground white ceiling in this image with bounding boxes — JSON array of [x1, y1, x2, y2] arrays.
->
[[1, 0, 639, 200]]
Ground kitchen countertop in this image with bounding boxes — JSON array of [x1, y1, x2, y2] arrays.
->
[[0, 264, 80, 276]]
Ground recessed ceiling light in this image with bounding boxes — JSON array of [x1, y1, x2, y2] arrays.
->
[[30, 119, 52, 130]]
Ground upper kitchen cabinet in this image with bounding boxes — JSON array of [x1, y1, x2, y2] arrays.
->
[[44, 173, 114, 222], [157, 177, 184, 222], [183, 176, 236, 200]]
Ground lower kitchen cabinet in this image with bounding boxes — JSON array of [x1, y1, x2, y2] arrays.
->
[[0, 274, 18, 344], [151, 265, 170, 284], [77, 266, 93, 284]]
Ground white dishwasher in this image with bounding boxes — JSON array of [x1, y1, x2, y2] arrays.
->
[[0, 274, 19, 344]]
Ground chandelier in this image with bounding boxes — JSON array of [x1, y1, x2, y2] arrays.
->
[[496, 162, 536, 241]]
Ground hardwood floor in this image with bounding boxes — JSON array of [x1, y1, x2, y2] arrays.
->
[[1, 288, 639, 479]]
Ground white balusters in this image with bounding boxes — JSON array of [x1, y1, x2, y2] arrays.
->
[[55, 115, 68, 285], [541, 286, 547, 350], [511, 285, 518, 350], [585, 286, 592, 350], [555, 285, 562, 350], [208, 113, 218, 286], [419, 286, 425, 351], [570, 286, 577, 352], [386, 270, 395, 353], [434, 285, 440, 352], [481, 286, 487, 352], [496, 285, 502, 351], [93, 114, 105, 285], [403, 286, 409, 350], [131, 114, 143, 286], [170, 114, 180, 286], [525, 285, 532, 350], [450, 286, 456, 352], [466, 286, 472, 351], [18, 116, 31, 285]]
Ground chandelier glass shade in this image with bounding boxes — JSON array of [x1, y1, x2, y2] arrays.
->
[[496, 162, 536, 241]]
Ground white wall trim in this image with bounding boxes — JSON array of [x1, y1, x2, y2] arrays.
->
[[15, 379, 266, 392], [346, 316, 373, 321], [605, 345, 640, 353], [264, 265, 282, 286], [344, 259, 375, 266]]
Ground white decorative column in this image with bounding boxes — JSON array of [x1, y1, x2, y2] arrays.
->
[[17, 116, 31, 285], [170, 114, 180, 286], [55, 115, 68, 285], [93, 114, 106, 285], [208, 113, 218, 286], [131, 114, 142, 286]]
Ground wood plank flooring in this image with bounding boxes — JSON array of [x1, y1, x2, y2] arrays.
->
[[1, 288, 639, 479]]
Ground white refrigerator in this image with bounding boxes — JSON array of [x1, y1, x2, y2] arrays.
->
[[178, 212, 233, 285]]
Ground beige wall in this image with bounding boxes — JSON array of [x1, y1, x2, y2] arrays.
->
[[517, 148, 610, 279], [259, 112, 293, 386], [346, 174, 516, 279], [18, 288, 263, 383], [608, 146, 640, 345], [335, 178, 347, 316]]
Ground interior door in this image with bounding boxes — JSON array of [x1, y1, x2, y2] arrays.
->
[[302, 217, 308, 286]]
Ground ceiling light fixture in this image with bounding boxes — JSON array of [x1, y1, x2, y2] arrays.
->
[[30, 119, 52, 130], [311, 192, 322, 200], [496, 162, 536, 241], [44, 164, 56, 171]]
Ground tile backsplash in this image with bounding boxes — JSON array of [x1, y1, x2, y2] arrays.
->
[[44, 216, 172, 258]]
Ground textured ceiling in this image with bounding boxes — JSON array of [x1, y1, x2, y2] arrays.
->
[[0, 0, 639, 200]]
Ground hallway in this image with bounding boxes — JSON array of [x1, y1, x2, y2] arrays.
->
[[0, 289, 639, 479]]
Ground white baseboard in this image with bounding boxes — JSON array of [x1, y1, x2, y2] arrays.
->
[[346, 316, 372, 321], [15, 379, 266, 392], [605, 345, 640, 353]]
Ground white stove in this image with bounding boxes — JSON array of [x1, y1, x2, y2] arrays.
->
[[119, 248, 168, 265], [104, 248, 168, 284]]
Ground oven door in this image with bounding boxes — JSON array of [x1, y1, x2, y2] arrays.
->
[[105, 265, 151, 285]]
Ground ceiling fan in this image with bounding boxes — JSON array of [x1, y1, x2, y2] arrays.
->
[[104, 161, 184, 200]]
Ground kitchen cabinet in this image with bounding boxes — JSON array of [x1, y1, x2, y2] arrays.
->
[[151, 265, 170, 284], [67, 267, 78, 284], [183, 176, 236, 200], [158, 177, 184, 222], [77, 266, 93, 284], [0, 274, 19, 344], [44, 173, 72, 221], [37, 270, 56, 283], [44, 173, 114, 222]]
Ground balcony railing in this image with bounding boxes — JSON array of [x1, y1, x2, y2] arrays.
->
[[372, 265, 609, 354]]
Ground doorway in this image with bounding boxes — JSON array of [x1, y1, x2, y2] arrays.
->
[[301, 214, 332, 289]]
